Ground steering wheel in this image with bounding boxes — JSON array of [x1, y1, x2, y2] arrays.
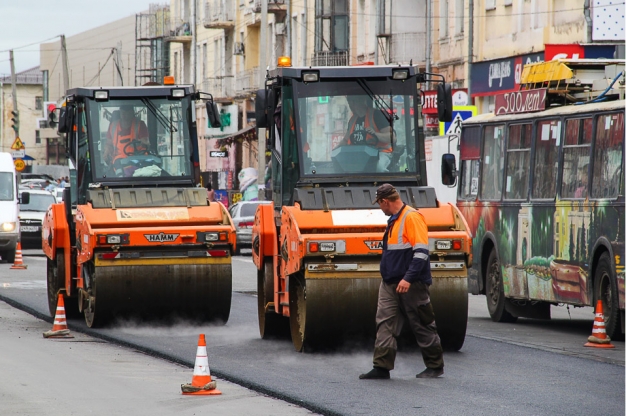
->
[[123, 139, 149, 156]]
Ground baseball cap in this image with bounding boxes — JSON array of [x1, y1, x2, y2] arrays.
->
[[372, 183, 399, 204]]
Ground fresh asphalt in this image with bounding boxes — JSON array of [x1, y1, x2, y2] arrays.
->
[[1, 250, 624, 416]]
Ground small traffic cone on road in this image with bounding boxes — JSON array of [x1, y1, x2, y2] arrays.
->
[[43, 294, 74, 339], [10, 242, 27, 270], [584, 300, 615, 349], [181, 334, 222, 395]]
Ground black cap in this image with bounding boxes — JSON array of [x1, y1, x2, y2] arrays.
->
[[372, 183, 398, 204]]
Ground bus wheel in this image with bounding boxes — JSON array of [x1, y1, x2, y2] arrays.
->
[[594, 253, 622, 340], [485, 250, 517, 323]]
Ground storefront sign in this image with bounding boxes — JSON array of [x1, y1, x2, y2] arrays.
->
[[422, 89, 468, 114], [471, 53, 544, 96], [494, 88, 547, 115], [545, 44, 618, 61], [210, 150, 229, 158]]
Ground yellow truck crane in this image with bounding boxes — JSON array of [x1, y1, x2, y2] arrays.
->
[[42, 83, 235, 327], [252, 59, 472, 351]]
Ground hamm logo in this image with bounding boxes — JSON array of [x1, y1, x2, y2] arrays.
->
[[145, 232, 179, 243], [364, 240, 383, 250]]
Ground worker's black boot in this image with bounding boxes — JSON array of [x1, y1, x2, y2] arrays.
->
[[359, 367, 390, 380], [416, 367, 444, 378]]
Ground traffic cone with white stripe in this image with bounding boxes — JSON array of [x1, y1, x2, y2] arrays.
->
[[584, 300, 615, 349], [43, 294, 74, 339], [10, 242, 27, 269], [181, 334, 221, 395]]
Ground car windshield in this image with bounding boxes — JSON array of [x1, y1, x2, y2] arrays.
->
[[20, 193, 56, 211], [240, 203, 259, 217], [87, 97, 193, 180], [0, 172, 14, 201], [292, 79, 417, 176]]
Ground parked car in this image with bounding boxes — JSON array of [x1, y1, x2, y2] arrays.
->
[[18, 189, 57, 249], [228, 200, 271, 255]]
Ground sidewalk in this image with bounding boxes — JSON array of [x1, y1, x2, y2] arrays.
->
[[0, 301, 317, 416]]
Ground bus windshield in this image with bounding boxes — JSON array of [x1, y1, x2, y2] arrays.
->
[[86, 97, 193, 180], [292, 79, 417, 177]]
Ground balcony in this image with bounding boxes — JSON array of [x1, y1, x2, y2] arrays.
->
[[235, 67, 260, 95], [253, 0, 286, 17], [166, 21, 192, 44], [390, 32, 426, 64], [311, 51, 349, 67], [202, 76, 235, 100], [203, 0, 235, 30]]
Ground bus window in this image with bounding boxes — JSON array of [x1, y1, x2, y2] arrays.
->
[[561, 118, 592, 199], [504, 124, 531, 200], [592, 112, 624, 199], [532, 119, 561, 199], [480, 124, 505, 200], [459, 126, 481, 200]]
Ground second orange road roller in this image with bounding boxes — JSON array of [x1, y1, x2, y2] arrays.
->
[[252, 59, 472, 351]]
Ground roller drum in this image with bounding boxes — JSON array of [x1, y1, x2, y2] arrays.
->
[[430, 275, 468, 351], [89, 262, 232, 324], [290, 275, 380, 351]]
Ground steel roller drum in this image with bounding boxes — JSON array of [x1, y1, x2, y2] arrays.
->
[[86, 258, 232, 326], [430, 274, 468, 351], [290, 274, 381, 351], [290, 263, 468, 351]]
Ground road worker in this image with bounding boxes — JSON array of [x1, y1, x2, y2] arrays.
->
[[104, 105, 149, 165], [360, 183, 444, 380], [338, 96, 394, 171]]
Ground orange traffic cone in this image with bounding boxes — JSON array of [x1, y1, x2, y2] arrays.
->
[[10, 242, 27, 270], [181, 334, 222, 395], [584, 300, 615, 349], [43, 294, 74, 339]]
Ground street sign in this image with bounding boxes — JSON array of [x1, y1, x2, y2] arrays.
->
[[11, 137, 25, 150], [11, 150, 25, 158], [439, 106, 477, 136], [210, 150, 229, 158], [14, 159, 25, 172]]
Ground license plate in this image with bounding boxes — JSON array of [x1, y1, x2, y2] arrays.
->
[[21, 226, 40, 232]]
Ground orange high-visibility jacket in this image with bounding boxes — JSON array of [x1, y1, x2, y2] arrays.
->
[[380, 204, 431, 285], [108, 119, 146, 162], [347, 108, 392, 153]]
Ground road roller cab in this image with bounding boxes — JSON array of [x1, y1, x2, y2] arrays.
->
[[42, 84, 236, 327], [252, 61, 472, 351]]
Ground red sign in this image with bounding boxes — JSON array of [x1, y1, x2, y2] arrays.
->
[[494, 88, 547, 116], [545, 44, 585, 61], [424, 114, 439, 129]]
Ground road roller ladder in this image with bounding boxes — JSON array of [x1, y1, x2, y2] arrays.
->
[[251, 57, 472, 352]]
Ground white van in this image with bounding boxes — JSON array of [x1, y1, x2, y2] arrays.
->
[[0, 152, 20, 262]]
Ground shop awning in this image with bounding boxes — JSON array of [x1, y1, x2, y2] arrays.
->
[[214, 125, 256, 148]]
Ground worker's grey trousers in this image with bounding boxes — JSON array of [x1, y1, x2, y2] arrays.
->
[[372, 281, 444, 371]]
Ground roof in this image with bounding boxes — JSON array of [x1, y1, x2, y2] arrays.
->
[[0, 66, 43, 85]]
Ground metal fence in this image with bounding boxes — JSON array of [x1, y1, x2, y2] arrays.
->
[[310, 51, 349, 67], [235, 67, 260, 93], [390, 32, 426, 64]]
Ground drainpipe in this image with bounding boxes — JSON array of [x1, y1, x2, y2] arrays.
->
[[303, 0, 307, 65], [583, 0, 593, 43], [191, 0, 197, 86], [425, 0, 431, 89], [468, 0, 474, 100], [286, 0, 291, 57]]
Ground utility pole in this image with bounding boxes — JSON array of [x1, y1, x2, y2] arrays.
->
[[258, 0, 268, 200], [425, 0, 431, 89], [191, 0, 197, 86], [60, 35, 70, 94], [9, 50, 19, 139], [468, 0, 474, 100]]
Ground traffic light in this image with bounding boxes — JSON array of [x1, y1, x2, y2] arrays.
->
[[44, 102, 58, 128], [10, 110, 19, 133]]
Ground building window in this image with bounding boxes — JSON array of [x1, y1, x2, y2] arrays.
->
[[314, 0, 348, 52], [35, 96, 43, 111], [485, 0, 496, 10], [36, 130, 41, 144], [440, 0, 449, 39], [455, 0, 464, 35]]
